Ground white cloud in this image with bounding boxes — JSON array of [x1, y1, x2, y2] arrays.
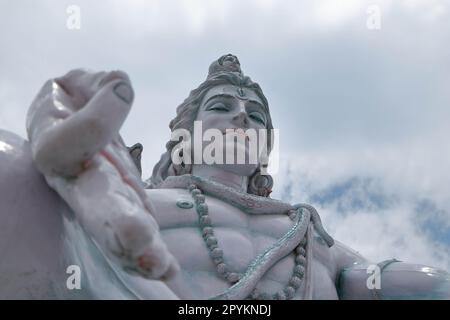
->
[[313, 0, 365, 28], [272, 141, 450, 270]]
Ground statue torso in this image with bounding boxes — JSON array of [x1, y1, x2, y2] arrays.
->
[[146, 188, 340, 299]]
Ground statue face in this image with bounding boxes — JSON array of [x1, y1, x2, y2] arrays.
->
[[194, 84, 269, 176]]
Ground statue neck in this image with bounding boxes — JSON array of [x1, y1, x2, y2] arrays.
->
[[191, 165, 248, 193]]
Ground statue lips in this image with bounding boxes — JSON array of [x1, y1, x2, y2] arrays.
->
[[222, 130, 251, 142], [218, 128, 263, 167], [223, 130, 253, 162]]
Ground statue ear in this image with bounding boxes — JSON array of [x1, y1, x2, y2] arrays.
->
[[127, 143, 143, 177]]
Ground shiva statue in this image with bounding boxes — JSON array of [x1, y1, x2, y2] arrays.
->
[[0, 54, 449, 299]]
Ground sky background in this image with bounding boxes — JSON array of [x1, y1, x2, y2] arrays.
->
[[1, 0, 449, 270]]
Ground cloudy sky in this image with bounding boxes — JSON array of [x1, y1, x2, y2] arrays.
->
[[1, 0, 449, 271]]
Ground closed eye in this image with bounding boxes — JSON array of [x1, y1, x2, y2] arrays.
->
[[206, 102, 230, 112], [248, 111, 266, 126]]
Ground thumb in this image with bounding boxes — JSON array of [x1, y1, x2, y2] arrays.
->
[[78, 78, 134, 145], [35, 79, 135, 177]]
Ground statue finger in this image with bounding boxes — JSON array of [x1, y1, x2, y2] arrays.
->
[[54, 69, 131, 110], [29, 77, 134, 177]]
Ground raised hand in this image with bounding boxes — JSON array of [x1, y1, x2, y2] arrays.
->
[[27, 69, 135, 177], [27, 69, 180, 281]]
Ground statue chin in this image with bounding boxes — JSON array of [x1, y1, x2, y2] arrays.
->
[[214, 141, 260, 177]]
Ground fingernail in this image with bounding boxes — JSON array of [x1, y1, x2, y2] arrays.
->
[[113, 82, 134, 104]]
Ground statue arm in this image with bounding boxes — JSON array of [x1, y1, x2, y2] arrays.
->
[[26, 70, 180, 285], [333, 243, 450, 299]]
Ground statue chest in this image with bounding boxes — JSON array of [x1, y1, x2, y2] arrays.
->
[[147, 188, 296, 262], [146, 188, 339, 299]]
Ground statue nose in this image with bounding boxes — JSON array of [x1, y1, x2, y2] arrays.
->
[[233, 111, 248, 127]]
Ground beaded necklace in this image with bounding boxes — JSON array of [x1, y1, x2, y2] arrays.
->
[[187, 183, 309, 300]]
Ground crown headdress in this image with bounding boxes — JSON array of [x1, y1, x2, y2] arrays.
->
[[207, 54, 243, 79]]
